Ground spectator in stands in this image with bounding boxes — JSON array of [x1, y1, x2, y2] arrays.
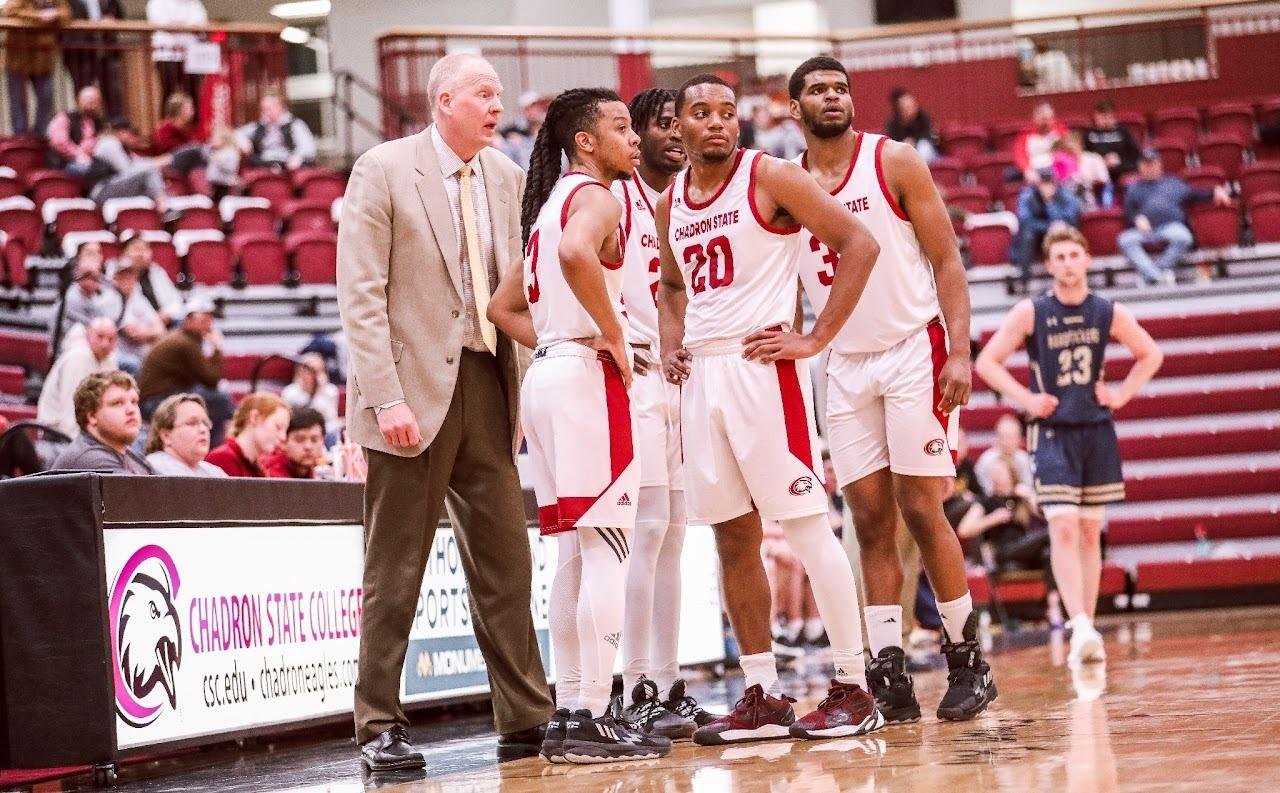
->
[[47, 85, 105, 178], [151, 92, 204, 154], [89, 117, 172, 213], [1013, 169, 1082, 285], [281, 351, 341, 439], [204, 391, 289, 477], [1052, 132, 1112, 208], [49, 370, 154, 473], [108, 255, 166, 373], [498, 91, 549, 170], [49, 242, 121, 356], [37, 316, 118, 437], [205, 125, 241, 204], [146, 0, 207, 111], [1084, 98, 1142, 184], [235, 93, 316, 170], [953, 427, 982, 498], [260, 406, 328, 479], [955, 456, 1046, 574], [2, 0, 70, 136], [137, 294, 231, 444], [118, 232, 182, 323], [1014, 102, 1068, 183], [1120, 148, 1231, 286], [63, 0, 124, 116], [883, 87, 938, 161], [144, 392, 226, 476], [974, 413, 1034, 496]]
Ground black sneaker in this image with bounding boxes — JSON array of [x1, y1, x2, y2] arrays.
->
[[540, 708, 570, 763], [865, 646, 922, 724], [937, 612, 998, 721], [561, 709, 672, 763], [662, 678, 723, 727], [612, 677, 695, 739]]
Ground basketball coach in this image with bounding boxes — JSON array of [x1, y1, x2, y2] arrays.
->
[[336, 52, 554, 771]]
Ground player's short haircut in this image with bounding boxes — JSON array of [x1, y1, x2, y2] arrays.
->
[[788, 56, 849, 100], [1042, 225, 1090, 257], [629, 87, 676, 134], [675, 74, 733, 116]]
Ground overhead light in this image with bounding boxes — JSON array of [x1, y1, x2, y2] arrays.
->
[[270, 0, 330, 20], [280, 26, 310, 44]]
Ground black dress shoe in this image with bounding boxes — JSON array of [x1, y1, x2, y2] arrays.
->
[[497, 722, 547, 762], [360, 725, 426, 771]]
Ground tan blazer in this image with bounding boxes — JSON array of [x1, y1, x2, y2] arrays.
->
[[337, 127, 526, 458]]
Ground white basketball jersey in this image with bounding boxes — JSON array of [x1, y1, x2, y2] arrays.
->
[[795, 133, 940, 355], [612, 172, 662, 347], [525, 172, 626, 347], [668, 149, 802, 348]]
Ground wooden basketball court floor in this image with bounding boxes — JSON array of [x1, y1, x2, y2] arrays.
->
[[70, 606, 1280, 793]]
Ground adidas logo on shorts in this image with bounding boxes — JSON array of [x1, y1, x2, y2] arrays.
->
[[617, 493, 632, 506]]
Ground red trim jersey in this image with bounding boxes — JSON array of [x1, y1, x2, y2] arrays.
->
[[612, 172, 663, 348]]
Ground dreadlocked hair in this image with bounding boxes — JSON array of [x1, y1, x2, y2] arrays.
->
[[520, 86, 622, 245], [628, 87, 675, 135]]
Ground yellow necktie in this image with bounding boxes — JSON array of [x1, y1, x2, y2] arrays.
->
[[458, 163, 497, 354]]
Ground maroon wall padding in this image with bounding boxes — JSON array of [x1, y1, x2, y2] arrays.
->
[[0, 404, 36, 423], [1099, 564, 1127, 597], [971, 423, 1280, 463], [964, 384, 1280, 431], [978, 305, 1280, 346], [0, 364, 22, 396], [1125, 464, 1280, 503], [1109, 508, 1280, 546], [1135, 556, 1280, 592]]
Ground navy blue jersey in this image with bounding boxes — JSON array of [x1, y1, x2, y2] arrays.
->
[[1026, 292, 1114, 425]]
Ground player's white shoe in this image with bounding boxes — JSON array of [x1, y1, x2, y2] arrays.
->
[[1068, 620, 1106, 668]]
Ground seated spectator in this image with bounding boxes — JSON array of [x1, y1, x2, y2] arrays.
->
[[1052, 132, 1112, 208], [89, 117, 172, 213], [137, 294, 232, 445], [144, 392, 226, 476], [205, 125, 241, 204], [1084, 98, 1141, 184], [118, 232, 182, 323], [147, 0, 207, 111], [498, 91, 548, 170], [0, 413, 43, 477], [49, 370, 154, 473], [1013, 169, 1082, 284], [1119, 148, 1231, 286], [1014, 102, 1068, 183], [47, 85, 106, 178], [883, 87, 938, 161], [152, 92, 205, 154], [281, 352, 341, 439], [235, 93, 316, 170], [954, 456, 1045, 574], [953, 427, 982, 499], [37, 317, 119, 438], [260, 406, 328, 479], [108, 255, 166, 373], [48, 242, 122, 358], [974, 414, 1033, 496], [204, 391, 289, 477], [3, 0, 69, 136]]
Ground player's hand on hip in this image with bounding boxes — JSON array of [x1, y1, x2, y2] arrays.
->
[[1023, 392, 1059, 419], [937, 354, 972, 413], [741, 329, 819, 364], [1095, 381, 1126, 410], [587, 335, 634, 391], [377, 403, 422, 448], [664, 347, 692, 385], [632, 348, 653, 377]]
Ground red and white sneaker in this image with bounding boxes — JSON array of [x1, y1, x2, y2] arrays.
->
[[789, 680, 886, 740], [692, 684, 796, 746]]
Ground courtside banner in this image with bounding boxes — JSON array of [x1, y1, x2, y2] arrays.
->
[[104, 525, 725, 749]]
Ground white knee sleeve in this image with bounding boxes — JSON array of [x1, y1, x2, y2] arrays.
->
[[576, 526, 633, 715], [779, 514, 866, 663], [549, 533, 582, 710]]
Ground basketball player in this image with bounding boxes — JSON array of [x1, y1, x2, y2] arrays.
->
[[609, 88, 717, 737], [789, 56, 997, 723], [656, 74, 886, 744], [976, 226, 1162, 669], [487, 87, 670, 763]]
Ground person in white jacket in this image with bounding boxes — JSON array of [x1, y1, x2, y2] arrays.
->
[[37, 317, 120, 438]]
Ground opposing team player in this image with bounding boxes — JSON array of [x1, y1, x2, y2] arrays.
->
[[656, 74, 885, 744], [487, 87, 670, 764], [789, 56, 996, 722], [609, 88, 717, 737], [976, 226, 1161, 669]]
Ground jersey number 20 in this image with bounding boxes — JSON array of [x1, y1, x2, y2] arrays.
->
[[684, 236, 734, 294]]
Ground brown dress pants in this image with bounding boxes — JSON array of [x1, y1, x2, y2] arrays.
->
[[354, 350, 553, 743]]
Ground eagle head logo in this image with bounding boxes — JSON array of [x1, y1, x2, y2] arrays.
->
[[110, 545, 182, 727], [789, 476, 815, 496]]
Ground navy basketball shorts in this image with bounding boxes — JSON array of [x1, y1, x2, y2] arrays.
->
[[1028, 421, 1124, 508]]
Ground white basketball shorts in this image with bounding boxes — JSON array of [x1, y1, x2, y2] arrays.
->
[[632, 358, 684, 491]]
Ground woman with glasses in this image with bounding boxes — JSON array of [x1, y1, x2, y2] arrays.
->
[[144, 393, 227, 477]]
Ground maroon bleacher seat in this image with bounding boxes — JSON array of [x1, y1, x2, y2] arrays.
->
[[1060, 114, 1090, 135], [221, 353, 296, 382], [149, 240, 181, 282], [928, 157, 965, 189], [1135, 556, 1280, 593], [0, 206, 41, 252], [1188, 202, 1240, 248], [3, 235, 28, 289], [0, 141, 45, 176], [969, 153, 1017, 198], [296, 171, 346, 204], [231, 232, 287, 285], [0, 364, 23, 396], [0, 174, 23, 200], [989, 120, 1024, 153], [1205, 101, 1256, 141], [188, 168, 213, 197], [0, 404, 37, 423], [0, 329, 49, 373], [286, 230, 337, 284], [172, 206, 222, 232], [230, 205, 278, 236], [115, 207, 163, 233], [1196, 133, 1247, 182], [966, 224, 1012, 266], [245, 173, 294, 213], [1179, 165, 1226, 192], [939, 125, 987, 161], [53, 207, 105, 239], [1151, 107, 1201, 149], [1149, 138, 1189, 175], [1114, 111, 1149, 144], [185, 239, 233, 285], [1239, 162, 1280, 203], [1080, 207, 1125, 256], [283, 199, 335, 234], [998, 181, 1023, 212], [28, 172, 82, 207], [1248, 192, 1280, 243], [942, 184, 991, 214]]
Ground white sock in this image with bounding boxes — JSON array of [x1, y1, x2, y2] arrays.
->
[[937, 592, 974, 644], [1070, 613, 1093, 633], [832, 648, 868, 689], [779, 514, 867, 678], [864, 605, 904, 656], [650, 492, 686, 695], [739, 651, 780, 696], [549, 533, 582, 712], [576, 526, 633, 716], [622, 486, 669, 696], [803, 617, 825, 642]]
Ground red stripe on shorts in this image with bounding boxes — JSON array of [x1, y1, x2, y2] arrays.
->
[[926, 318, 958, 465], [775, 359, 815, 474], [602, 352, 634, 479]]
